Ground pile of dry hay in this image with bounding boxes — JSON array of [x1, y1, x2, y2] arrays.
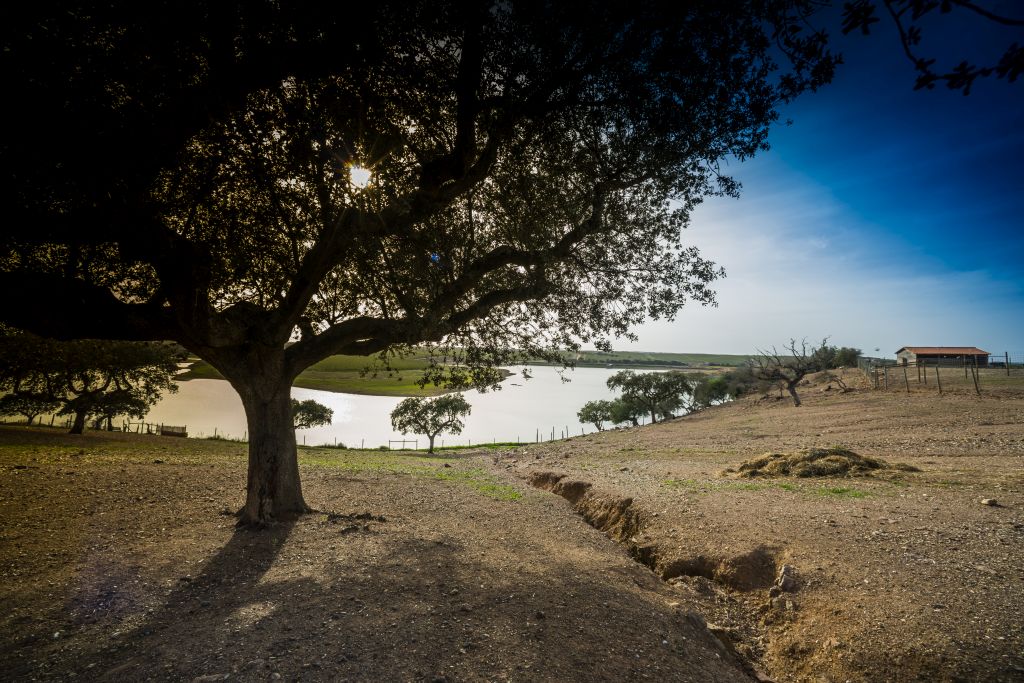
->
[[727, 446, 920, 478]]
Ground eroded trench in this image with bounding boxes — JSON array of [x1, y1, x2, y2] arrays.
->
[[528, 470, 796, 680], [528, 471, 781, 590]]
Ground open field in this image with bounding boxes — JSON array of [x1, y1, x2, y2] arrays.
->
[[2, 369, 1022, 681], [507, 371, 1024, 681], [0, 428, 743, 682], [535, 350, 753, 368]]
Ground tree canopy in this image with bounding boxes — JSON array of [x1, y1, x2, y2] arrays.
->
[[577, 399, 614, 431], [0, 1, 845, 524], [606, 370, 695, 424], [0, 332, 182, 433], [391, 394, 472, 453], [291, 399, 334, 430]]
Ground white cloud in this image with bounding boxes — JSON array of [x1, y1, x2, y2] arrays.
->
[[617, 158, 1024, 356]]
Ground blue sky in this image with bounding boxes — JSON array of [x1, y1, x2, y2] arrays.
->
[[626, 8, 1024, 357]]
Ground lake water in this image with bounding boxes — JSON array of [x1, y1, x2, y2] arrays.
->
[[143, 366, 635, 448]]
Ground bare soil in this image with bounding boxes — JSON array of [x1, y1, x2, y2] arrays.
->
[[504, 371, 1024, 682], [2, 369, 1022, 682], [0, 428, 745, 682]]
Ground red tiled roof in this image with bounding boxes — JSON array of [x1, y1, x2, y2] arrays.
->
[[895, 346, 989, 355]]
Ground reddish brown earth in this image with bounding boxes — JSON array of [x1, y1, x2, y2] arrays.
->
[[1, 369, 1022, 682]]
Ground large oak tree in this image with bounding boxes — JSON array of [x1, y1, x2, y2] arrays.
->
[[1, 2, 851, 525]]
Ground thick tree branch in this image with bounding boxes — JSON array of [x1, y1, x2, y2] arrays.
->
[[0, 273, 180, 342]]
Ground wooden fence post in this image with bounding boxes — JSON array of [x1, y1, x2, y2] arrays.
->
[[972, 355, 981, 395], [922, 362, 927, 385], [883, 365, 888, 389], [935, 362, 942, 394], [1007, 352, 1011, 376], [963, 355, 968, 380], [903, 365, 910, 393]]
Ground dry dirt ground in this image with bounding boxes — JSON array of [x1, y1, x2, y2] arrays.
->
[[0, 429, 747, 682], [505, 371, 1024, 682], [2, 371, 1022, 682]]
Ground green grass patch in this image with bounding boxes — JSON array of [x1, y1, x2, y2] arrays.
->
[[663, 477, 868, 498], [292, 370, 448, 396], [813, 486, 868, 498], [300, 449, 521, 500], [434, 442, 522, 452]]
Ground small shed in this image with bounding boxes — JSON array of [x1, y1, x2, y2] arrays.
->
[[895, 347, 989, 367]]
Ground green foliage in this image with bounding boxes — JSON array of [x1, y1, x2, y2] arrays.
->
[[0, 393, 59, 424], [608, 397, 646, 427], [691, 375, 731, 410], [607, 370, 695, 423], [390, 394, 472, 453], [0, 331, 182, 432], [577, 399, 614, 431], [828, 346, 862, 368], [291, 399, 334, 430], [716, 365, 775, 398]]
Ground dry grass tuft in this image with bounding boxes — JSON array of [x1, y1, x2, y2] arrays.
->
[[728, 446, 920, 478]]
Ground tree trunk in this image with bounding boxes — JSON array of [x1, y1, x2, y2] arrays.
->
[[427, 434, 436, 454], [69, 409, 87, 434], [232, 373, 310, 527], [786, 381, 802, 407]]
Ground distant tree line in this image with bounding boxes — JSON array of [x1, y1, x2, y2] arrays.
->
[[578, 369, 731, 431], [578, 341, 861, 427], [0, 329, 183, 433]]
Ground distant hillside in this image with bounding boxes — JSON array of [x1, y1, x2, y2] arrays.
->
[[536, 350, 753, 368]]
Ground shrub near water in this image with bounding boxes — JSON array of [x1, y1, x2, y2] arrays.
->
[[729, 446, 920, 478]]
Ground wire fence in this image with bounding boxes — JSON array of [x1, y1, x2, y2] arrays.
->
[[1, 416, 615, 451], [859, 351, 1024, 395]]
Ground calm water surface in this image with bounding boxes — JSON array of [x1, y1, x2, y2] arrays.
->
[[145, 366, 630, 447]]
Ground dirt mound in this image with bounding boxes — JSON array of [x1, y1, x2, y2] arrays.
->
[[729, 446, 920, 478]]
